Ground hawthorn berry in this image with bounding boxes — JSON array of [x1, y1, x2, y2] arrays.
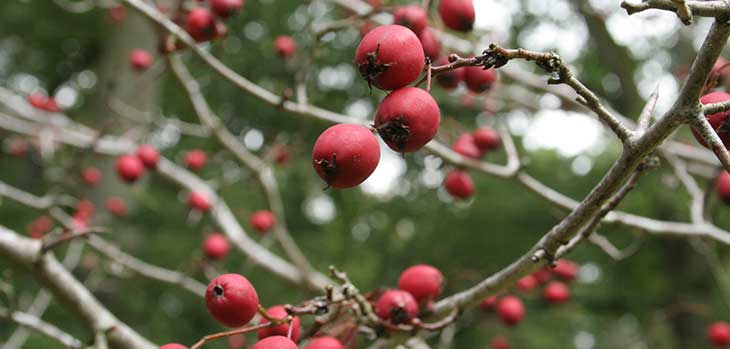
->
[[532, 269, 552, 284], [252, 336, 298, 349], [257, 305, 301, 342], [490, 336, 510, 349], [435, 57, 464, 90], [28, 215, 53, 239], [250, 210, 275, 234], [374, 87, 440, 152], [186, 8, 215, 42], [106, 197, 127, 217], [712, 58, 730, 85], [129, 49, 153, 71], [417, 27, 440, 61], [496, 295, 524, 326], [304, 336, 345, 349], [438, 0, 475, 32], [75, 199, 95, 217], [274, 36, 297, 59], [543, 281, 570, 304], [108, 5, 127, 23], [708, 321, 730, 346], [185, 149, 207, 171], [472, 127, 501, 152], [116, 155, 144, 183], [137, 144, 160, 169], [717, 171, 730, 204], [393, 5, 427, 34], [312, 124, 380, 189], [444, 169, 474, 199], [81, 167, 102, 186], [359, 22, 375, 37], [375, 289, 419, 324], [43, 97, 59, 113], [552, 259, 578, 282], [27, 93, 47, 110], [355, 25, 425, 90], [397, 264, 444, 304], [271, 144, 291, 166], [480, 295, 498, 311], [516, 275, 537, 293], [188, 191, 212, 212], [452, 134, 482, 159], [205, 273, 259, 327], [211, 0, 244, 18], [228, 334, 246, 349], [203, 233, 230, 260], [160, 344, 187, 349], [694, 91, 730, 149], [463, 65, 497, 94]]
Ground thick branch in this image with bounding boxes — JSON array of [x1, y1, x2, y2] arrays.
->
[[621, 0, 730, 19]]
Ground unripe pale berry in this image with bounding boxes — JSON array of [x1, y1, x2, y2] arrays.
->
[[694, 92, 730, 149], [137, 144, 160, 169], [438, 0, 475, 32], [435, 57, 464, 90], [480, 295, 498, 311], [717, 171, 730, 203], [374, 87, 440, 152], [305, 336, 345, 349], [355, 25, 425, 90], [444, 169, 474, 199], [116, 155, 144, 183], [81, 167, 102, 186], [160, 344, 187, 349], [186, 8, 215, 42], [106, 197, 127, 217], [188, 191, 211, 212], [452, 134, 482, 159], [205, 273, 259, 327], [708, 321, 730, 346], [516, 275, 537, 293], [252, 336, 298, 349], [274, 36, 297, 59], [393, 5, 427, 34], [417, 27, 440, 61], [463, 65, 497, 94], [203, 233, 230, 260], [129, 49, 153, 71], [397, 264, 444, 304], [496, 295, 524, 326], [250, 210, 275, 234], [490, 336, 510, 349], [185, 149, 208, 171], [375, 289, 419, 324], [257, 305, 301, 342], [472, 127, 501, 152], [211, 0, 244, 18], [543, 281, 570, 304], [552, 259, 578, 282], [312, 124, 380, 189]]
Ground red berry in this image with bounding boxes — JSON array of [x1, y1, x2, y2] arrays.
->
[[359, 22, 376, 37], [480, 295, 498, 311], [28, 215, 53, 239], [160, 344, 187, 349], [532, 269, 552, 284], [435, 57, 464, 90], [418, 27, 440, 61], [106, 197, 128, 217], [75, 199, 95, 216], [81, 167, 102, 186], [129, 49, 153, 71], [252, 336, 297, 349], [205, 273, 259, 327], [708, 321, 730, 346], [228, 334, 246, 349], [312, 124, 380, 188], [496, 295, 524, 326], [211, 0, 244, 18], [355, 25, 425, 90], [694, 92, 730, 149], [516, 275, 537, 293], [464, 65, 497, 94], [397, 264, 444, 304], [257, 305, 301, 342], [543, 281, 570, 304], [186, 8, 215, 42], [250, 210, 275, 234], [393, 5, 427, 34], [43, 98, 59, 113], [304, 336, 345, 349], [188, 191, 212, 212], [472, 127, 500, 152], [116, 155, 144, 183], [185, 149, 207, 171], [552, 259, 578, 282], [374, 87, 440, 152], [108, 5, 127, 23], [490, 336, 510, 349], [713, 58, 730, 84], [27, 93, 47, 110], [452, 134, 482, 159], [274, 36, 297, 59], [717, 171, 730, 203], [137, 144, 160, 169], [375, 289, 419, 324], [7, 138, 29, 157], [444, 170, 474, 199], [438, 0, 475, 32], [203, 233, 230, 260]]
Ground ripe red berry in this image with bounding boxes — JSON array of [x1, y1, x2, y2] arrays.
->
[[185, 149, 207, 171], [211, 0, 244, 18], [188, 191, 212, 212], [257, 305, 301, 342], [552, 259, 578, 282], [452, 134, 482, 159], [186, 8, 215, 42], [490, 336, 510, 349], [480, 295, 498, 311], [28, 215, 53, 239], [708, 321, 730, 346], [27, 93, 47, 110], [116, 155, 144, 183], [355, 25, 425, 90], [228, 334, 246, 349], [137, 144, 160, 169], [393, 5, 427, 34], [417, 27, 440, 61], [108, 5, 127, 23], [713, 58, 730, 85], [375, 289, 419, 324], [444, 169, 474, 199], [106, 197, 127, 217], [472, 127, 501, 152], [516, 275, 537, 293], [543, 281, 570, 304], [129, 49, 153, 71], [206, 273, 259, 327], [81, 167, 102, 186], [435, 58, 464, 90], [43, 98, 59, 113], [464, 65, 497, 94], [203, 233, 230, 260], [305, 336, 345, 349], [250, 210, 275, 234], [496, 295, 524, 326], [438, 0, 475, 32], [312, 124, 380, 189], [532, 269, 552, 284], [398, 264, 444, 304], [694, 92, 730, 149], [252, 336, 297, 349], [274, 36, 297, 59], [717, 171, 730, 203], [374, 87, 440, 152], [160, 344, 187, 349]]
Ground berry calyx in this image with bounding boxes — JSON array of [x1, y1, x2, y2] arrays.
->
[[708, 321, 730, 346], [438, 0, 475, 32], [375, 289, 419, 324], [355, 25, 425, 90], [444, 170, 474, 199], [452, 134, 483, 159], [129, 49, 153, 71], [552, 259, 578, 282], [185, 149, 208, 171], [694, 92, 730, 149], [116, 155, 144, 183], [137, 144, 160, 169], [463, 65, 497, 94], [304, 336, 345, 349], [203, 233, 230, 260], [543, 281, 570, 304], [250, 210, 276, 234], [274, 36, 297, 59], [188, 191, 212, 212], [257, 305, 301, 342], [205, 273, 259, 327], [106, 197, 127, 217], [252, 336, 298, 349], [496, 295, 524, 326], [160, 344, 187, 349], [397, 264, 444, 304], [81, 167, 102, 186], [472, 127, 501, 152], [717, 171, 730, 204], [417, 27, 440, 61], [393, 5, 427, 34], [186, 8, 215, 42], [374, 87, 440, 152], [211, 0, 244, 18], [312, 124, 380, 189]]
